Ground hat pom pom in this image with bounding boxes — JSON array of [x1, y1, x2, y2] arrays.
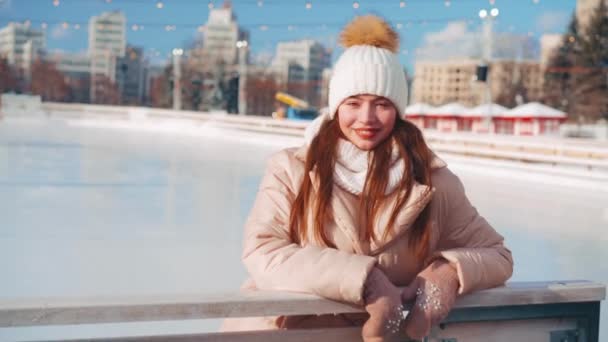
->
[[340, 15, 399, 53]]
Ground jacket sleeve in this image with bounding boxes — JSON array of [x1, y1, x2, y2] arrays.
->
[[241, 150, 377, 305], [431, 167, 514, 295]]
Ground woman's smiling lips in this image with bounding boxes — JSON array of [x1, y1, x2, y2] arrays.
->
[[354, 128, 380, 139]]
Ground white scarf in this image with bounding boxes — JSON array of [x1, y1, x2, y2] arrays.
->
[[305, 113, 405, 195], [334, 139, 405, 195]]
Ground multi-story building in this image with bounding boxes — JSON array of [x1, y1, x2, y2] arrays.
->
[[188, 2, 249, 71], [271, 40, 331, 107], [412, 59, 543, 107], [413, 60, 480, 106], [184, 2, 249, 112], [0, 23, 45, 73], [577, 0, 608, 33], [115, 45, 146, 105], [88, 11, 126, 79], [88, 11, 126, 102]]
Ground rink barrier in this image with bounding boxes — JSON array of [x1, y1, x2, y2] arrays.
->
[[0, 281, 605, 342], [38, 102, 608, 172]]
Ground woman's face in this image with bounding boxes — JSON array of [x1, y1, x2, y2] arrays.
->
[[336, 94, 397, 150]]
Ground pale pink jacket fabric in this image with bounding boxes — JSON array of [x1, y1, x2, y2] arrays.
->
[[222, 145, 513, 331]]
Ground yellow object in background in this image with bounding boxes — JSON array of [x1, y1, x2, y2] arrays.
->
[[275, 92, 309, 109]]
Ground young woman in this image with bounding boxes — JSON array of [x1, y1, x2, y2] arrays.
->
[[222, 15, 513, 341]]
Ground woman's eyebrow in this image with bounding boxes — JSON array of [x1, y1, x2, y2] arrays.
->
[[373, 98, 389, 103]]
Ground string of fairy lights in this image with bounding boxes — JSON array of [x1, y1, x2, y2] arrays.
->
[[2, 16, 486, 33], [2, 0, 547, 34], [0, 0, 548, 58]]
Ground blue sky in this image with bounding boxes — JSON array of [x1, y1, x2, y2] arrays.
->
[[0, 0, 576, 70]]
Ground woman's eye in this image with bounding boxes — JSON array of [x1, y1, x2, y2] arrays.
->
[[376, 102, 389, 108], [346, 101, 359, 106]]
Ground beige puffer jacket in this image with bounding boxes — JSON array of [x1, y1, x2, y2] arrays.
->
[[222, 145, 513, 331]]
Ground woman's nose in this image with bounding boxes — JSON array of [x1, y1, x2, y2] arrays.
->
[[359, 103, 377, 123]]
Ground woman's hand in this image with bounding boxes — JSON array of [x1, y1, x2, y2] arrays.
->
[[401, 259, 460, 340], [361, 267, 408, 342]]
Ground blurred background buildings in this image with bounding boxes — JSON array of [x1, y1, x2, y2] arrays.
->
[[0, 0, 606, 123]]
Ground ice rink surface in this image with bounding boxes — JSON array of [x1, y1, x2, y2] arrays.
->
[[1, 118, 607, 340]]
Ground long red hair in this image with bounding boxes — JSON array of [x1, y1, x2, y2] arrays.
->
[[288, 115, 435, 260]]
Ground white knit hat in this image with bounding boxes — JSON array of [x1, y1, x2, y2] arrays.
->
[[328, 15, 408, 118]]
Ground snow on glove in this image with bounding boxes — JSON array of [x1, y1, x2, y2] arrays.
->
[[401, 259, 459, 340], [361, 267, 409, 342]]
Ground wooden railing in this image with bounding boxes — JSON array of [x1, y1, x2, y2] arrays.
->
[[0, 281, 605, 341]]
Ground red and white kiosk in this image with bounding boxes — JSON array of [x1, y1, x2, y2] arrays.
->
[[498, 102, 567, 136], [403, 103, 434, 129], [405, 102, 567, 136]]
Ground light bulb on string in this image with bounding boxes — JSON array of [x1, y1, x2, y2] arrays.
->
[[489, 0, 495, 4], [257, 0, 263, 7], [105, 0, 112, 3], [52, 0, 60, 7], [445, 0, 451, 7], [532, 0, 539, 3], [41, 22, 48, 30], [61, 21, 69, 29], [352, 1, 359, 9], [208, 1, 214, 9], [156, 1, 163, 9], [399, 1, 405, 8], [305, 1, 312, 10], [74, 24, 80, 30]]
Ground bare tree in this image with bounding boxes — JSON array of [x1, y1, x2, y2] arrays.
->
[[30, 59, 69, 102], [0, 57, 19, 94], [543, 5, 608, 122], [246, 72, 279, 116]]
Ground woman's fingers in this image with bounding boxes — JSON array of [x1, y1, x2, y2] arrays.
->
[[403, 306, 431, 340]]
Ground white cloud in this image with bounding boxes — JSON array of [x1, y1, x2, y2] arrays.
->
[[426, 21, 469, 44], [51, 24, 72, 40], [537, 11, 569, 33], [415, 20, 540, 62], [416, 21, 481, 61]]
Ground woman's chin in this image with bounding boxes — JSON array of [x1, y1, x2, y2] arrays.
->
[[352, 139, 378, 151]]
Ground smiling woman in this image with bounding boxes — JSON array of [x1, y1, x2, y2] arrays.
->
[[221, 15, 513, 341]]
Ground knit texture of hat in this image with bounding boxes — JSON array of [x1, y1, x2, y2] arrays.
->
[[328, 15, 408, 119]]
